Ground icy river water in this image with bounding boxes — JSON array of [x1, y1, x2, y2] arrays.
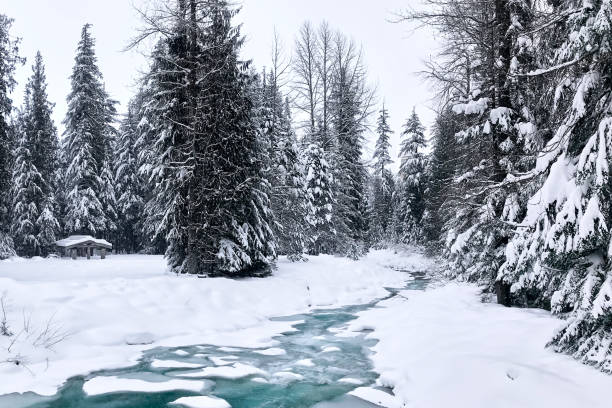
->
[[14, 272, 428, 408]]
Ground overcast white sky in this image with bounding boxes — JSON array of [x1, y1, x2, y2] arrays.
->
[[5, 0, 437, 171]]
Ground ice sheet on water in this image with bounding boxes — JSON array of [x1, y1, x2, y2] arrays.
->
[[177, 363, 267, 379], [254, 347, 286, 356], [273, 371, 304, 382], [82, 375, 204, 395], [169, 396, 231, 408], [338, 377, 364, 385], [295, 358, 315, 367]]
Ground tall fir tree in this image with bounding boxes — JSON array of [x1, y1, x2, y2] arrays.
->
[[373, 103, 393, 175], [115, 99, 145, 253], [134, 40, 171, 255], [197, 1, 276, 274], [139, 0, 275, 275], [274, 126, 310, 261], [260, 79, 309, 261], [303, 140, 335, 255], [11, 52, 60, 256], [369, 104, 395, 245], [397, 108, 427, 242], [0, 15, 23, 259], [63, 24, 117, 239], [330, 36, 372, 258], [422, 108, 457, 244]]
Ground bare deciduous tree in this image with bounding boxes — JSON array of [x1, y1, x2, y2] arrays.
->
[[293, 21, 320, 134]]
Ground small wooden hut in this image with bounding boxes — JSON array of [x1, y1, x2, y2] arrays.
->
[[55, 235, 112, 259]]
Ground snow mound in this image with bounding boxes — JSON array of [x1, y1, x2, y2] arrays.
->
[[351, 283, 612, 408], [349, 387, 401, 408], [125, 332, 155, 345]]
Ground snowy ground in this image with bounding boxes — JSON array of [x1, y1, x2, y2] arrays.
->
[[2, 249, 611, 406], [349, 283, 612, 408], [0, 249, 430, 397]]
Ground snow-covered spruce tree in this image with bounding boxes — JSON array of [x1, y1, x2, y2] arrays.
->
[[100, 137, 118, 242], [29, 54, 62, 255], [115, 100, 145, 253], [397, 108, 427, 243], [329, 34, 373, 258], [257, 32, 309, 261], [132, 42, 169, 255], [11, 111, 41, 256], [63, 24, 117, 238], [0, 15, 23, 259], [261, 79, 309, 261], [499, 0, 612, 371], [53, 142, 69, 238], [369, 104, 395, 245], [291, 22, 376, 256], [191, 1, 276, 275], [137, 0, 275, 275], [11, 53, 60, 256], [275, 112, 310, 261], [303, 140, 335, 255], [369, 172, 395, 246], [373, 103, 394, 175], [134, 9, 200, 273], [422, 108, 458, 244]]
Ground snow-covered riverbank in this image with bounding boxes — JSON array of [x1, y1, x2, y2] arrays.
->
[[350, 283, 612, 408], [0, 249, 431, 397], [4, 249, 610, 407]]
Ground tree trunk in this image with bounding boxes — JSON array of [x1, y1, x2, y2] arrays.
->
[[495, 281, 511, 306]]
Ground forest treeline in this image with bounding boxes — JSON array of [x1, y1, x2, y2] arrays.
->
[[400, 0, 611, 372], [0, 0, 610, 372], [0, 2, 424, 271]]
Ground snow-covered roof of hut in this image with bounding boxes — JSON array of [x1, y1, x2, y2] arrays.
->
[[55, 235, 112, 249]]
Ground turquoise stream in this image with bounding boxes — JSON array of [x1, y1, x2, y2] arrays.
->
[[9, 273, 428, 408]]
